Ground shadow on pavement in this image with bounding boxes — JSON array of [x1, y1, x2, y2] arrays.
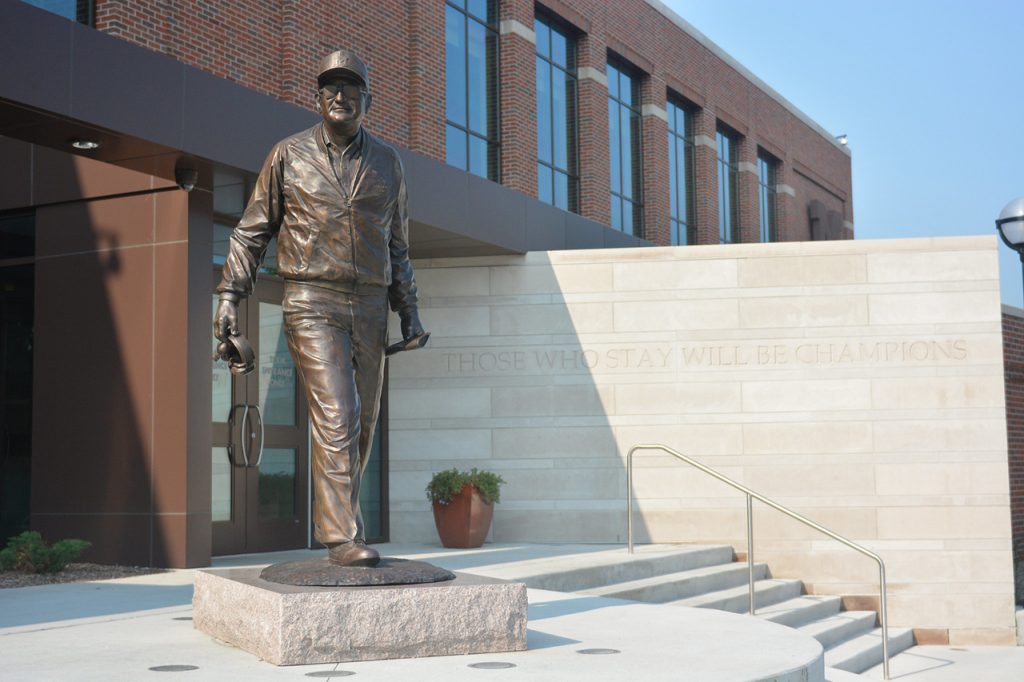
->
[[0, 581, 193, 629]]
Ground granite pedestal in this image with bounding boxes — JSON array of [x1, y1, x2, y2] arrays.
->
[[192, 567, 528, 665]]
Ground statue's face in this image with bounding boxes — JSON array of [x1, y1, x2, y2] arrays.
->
[[317, 74, 371, 131]]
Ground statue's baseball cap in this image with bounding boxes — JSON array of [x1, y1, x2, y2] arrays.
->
[[317, 49, 369, 88]]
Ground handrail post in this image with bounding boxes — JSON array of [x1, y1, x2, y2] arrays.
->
[[627, 448, 634, 554], [880, 562, 889, 680], [746, 494, 755, 616]]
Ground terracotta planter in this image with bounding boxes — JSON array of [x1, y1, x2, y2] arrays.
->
[[431, 485, 494, 548]]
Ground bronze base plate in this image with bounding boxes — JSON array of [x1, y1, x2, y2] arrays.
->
[[259, 557, 455, 587]]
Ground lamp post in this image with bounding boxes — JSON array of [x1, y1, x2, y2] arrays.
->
[[996, 198, 1024, 303]]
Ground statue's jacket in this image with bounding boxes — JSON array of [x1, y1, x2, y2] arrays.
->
[[217, 123, 418, 316]]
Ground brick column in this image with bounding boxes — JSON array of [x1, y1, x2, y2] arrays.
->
[[736, 136, 760, 243], [575, 33, 611, 227], [279, 0, 311, 109], [408, 1, 446, 161], [691, 108, 719, 244], [497, 0, 537, 195], [640, 76, 669, 245], [774, 161, 795, 242]]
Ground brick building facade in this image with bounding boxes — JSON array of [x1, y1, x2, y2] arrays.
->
[[1, 0, 857, 568], [91, 0, 853, 246], [1001, 307, 1024, 567]]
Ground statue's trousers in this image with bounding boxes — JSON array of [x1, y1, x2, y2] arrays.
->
[[282, 282, 388, 545]]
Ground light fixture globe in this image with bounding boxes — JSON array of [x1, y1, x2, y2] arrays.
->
[[996, 197, 1024, 251]]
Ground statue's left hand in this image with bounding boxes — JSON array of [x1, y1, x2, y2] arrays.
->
[[401, 309, 425, 341]]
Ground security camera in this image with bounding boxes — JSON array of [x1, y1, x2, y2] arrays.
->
[[175, 167, 198, 192]]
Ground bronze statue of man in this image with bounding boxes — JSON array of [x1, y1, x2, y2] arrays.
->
[[213, 50, 423, 567]]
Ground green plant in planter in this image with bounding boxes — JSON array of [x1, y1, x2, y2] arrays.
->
[[426, 468, 505, 505], [0, 531, 91, 574]]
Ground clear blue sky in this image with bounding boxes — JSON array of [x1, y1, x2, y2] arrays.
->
[[663, 0, 1024, 305]]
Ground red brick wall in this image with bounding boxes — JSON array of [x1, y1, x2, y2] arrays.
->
[[1002, 311, 1024, 564], [575, 29, 611, 226], [93, 0, 853, 246], [95, 0, 423, 149], [497, 0, 537, 194]]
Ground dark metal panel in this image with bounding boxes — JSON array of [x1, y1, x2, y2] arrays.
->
[[399, 148, 471, 238], [465, 173, 526, 252], [0, 136, 32, 210], [182, 67, 317, 173], [604, 228, 648, 249], [69, 19, 185, 150], [525, 199, 567, 252], [0, 1, 74, 118], [564, 212, 605, 250]]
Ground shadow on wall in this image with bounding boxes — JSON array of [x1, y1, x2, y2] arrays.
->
[[386, 248, 723, 548], [16, 139, 193, 567], [383, 254, 630, 544]]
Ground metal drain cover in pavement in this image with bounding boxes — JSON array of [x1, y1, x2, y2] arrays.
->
[[149, 665, 199, 672], [304, 672, 356, 678], [468, 662, 517, 669], [577, 648, 620, 655], [172, 616, 193, 621]]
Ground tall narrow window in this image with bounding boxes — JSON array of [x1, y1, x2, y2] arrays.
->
[[716, 128, 738, 243], [445, 0, 499, 180], [667, 100, 695, 245], [757, 152, 778, 242], [535, 15, 578, 212], [608, 61, 643, 235]]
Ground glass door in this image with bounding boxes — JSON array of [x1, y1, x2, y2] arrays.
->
[[211, 277, 309, 555]]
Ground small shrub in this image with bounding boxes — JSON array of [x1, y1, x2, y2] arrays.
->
[[0, 531, 91, 574], [426, 468, 506, 505]]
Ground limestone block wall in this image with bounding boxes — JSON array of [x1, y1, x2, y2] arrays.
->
[[386, 236, 1014, 644]]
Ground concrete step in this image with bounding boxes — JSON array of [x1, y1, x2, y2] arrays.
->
[[824, 626, 915, 674], [580, 561, 769, 603], [824, 667, 868, 681], [670, 577, 804, 613], [798, 611, 878, 649], [508, 544, 735, 592], [757, 594, 843, 628]]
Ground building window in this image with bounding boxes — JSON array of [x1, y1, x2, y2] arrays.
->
[[445, 0, 499, 180], [535, 15, 578, 212], [757, 152, 778, 242], [667, 100, 695, 245], [716, 128, 738, 243], [608, 61, 643, 235]]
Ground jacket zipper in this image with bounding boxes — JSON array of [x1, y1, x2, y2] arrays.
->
[[326, 138, 359, 280]]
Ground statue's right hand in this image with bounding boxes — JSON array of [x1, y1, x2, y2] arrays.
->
[[213, 299, 240, 342]]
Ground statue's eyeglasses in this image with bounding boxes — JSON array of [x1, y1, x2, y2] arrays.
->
[[319, 83, 366, 100]]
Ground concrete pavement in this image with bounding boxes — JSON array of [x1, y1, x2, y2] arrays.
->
[[1, 543, 1021, 681]]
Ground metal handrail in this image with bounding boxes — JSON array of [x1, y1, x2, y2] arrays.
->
[[627, 443, 890, 680]]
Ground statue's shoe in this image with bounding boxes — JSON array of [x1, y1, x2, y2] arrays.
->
[[328, 541, 380, 567]]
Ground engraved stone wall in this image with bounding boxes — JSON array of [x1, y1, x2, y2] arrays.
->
[[388, 235, 1014, 644]]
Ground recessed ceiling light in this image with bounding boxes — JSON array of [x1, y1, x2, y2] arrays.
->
[[71, 139, 100, 150]]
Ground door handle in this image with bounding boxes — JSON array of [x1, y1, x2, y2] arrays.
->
[[227, 403, 254, 468], [239, 404, 251, 467], [250, 404, 265, 468]]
